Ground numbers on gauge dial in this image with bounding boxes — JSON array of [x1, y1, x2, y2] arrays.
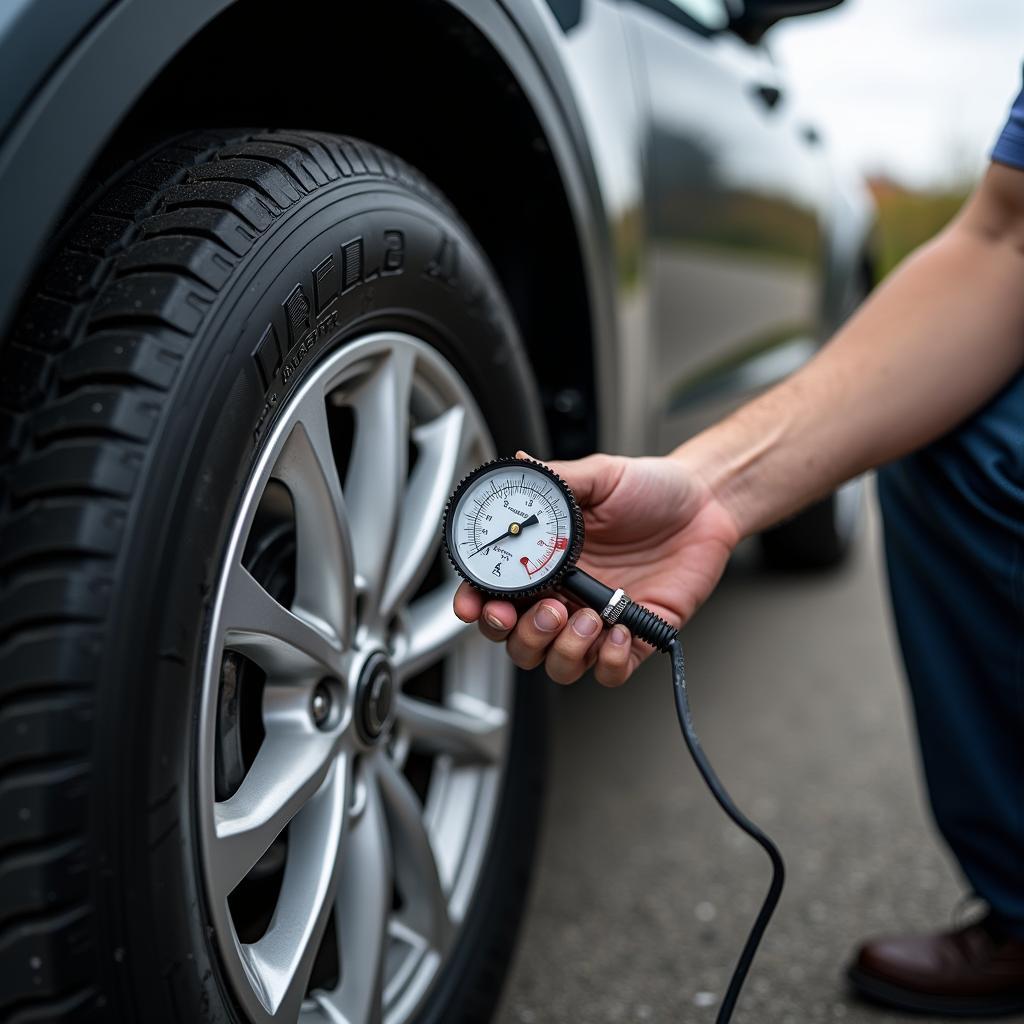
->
[[452, 467, 571, 589]]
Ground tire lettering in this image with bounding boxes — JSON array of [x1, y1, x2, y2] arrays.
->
[[313, 254, 339, 314], [342, 237, 363, 292], [252, 228, 408, 446], [382, 230, 405, 275], [283, 284, 312, 350], [251, 321, 282, 391], [425, 232, 458, 286]]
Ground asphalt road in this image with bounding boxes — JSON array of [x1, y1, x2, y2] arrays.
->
[[493, 493, 1024, 1024]]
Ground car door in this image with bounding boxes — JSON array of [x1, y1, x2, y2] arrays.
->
[[621, 0, 829, 450]]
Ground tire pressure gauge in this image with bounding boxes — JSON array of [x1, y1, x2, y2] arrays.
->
[[442, 457, 584, 600], [442, 457, 676, 649]]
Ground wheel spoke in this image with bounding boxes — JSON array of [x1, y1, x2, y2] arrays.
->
[[345, 346, 415, 623], [222, 563, 343, 679], [241, 761, 348, 1018], [319, 767, 393, 1024], [380, 406, 473, 620], [393, 584, 469, 684], [396, 693, 507, 764], [272, 399, 356, 647], [211, 711, 340, 898], [377, 755, 453, 954]]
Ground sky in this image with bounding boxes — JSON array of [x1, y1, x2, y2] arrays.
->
[[771, 0, 1024, 190]]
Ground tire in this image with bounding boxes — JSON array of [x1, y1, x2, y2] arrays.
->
[[758, 479, 863, 571], [0, 130, 547, 1023]]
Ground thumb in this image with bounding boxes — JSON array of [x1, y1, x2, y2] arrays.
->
[[514, 450, 624, 509]]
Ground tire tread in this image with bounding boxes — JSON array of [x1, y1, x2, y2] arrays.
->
[[0, 129, 437, 1019]]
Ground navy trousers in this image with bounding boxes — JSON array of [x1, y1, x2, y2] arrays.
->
[[877, 374, 1024, 936]]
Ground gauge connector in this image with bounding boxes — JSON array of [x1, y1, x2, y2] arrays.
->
[[562, 569, 677, 651]]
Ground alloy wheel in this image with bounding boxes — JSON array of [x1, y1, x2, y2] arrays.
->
[[197, 333, 513, 1023]]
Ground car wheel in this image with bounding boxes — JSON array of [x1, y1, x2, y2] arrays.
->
[[0, 130, 546, 1023]]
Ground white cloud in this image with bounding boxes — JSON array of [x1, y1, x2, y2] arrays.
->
[[771, 0, 1024, 188]]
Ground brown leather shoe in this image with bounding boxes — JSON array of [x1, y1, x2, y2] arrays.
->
[[848, 916, 1024, 1017]]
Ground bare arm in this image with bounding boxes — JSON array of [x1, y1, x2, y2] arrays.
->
[[681, 163, 1024, 536], [454, 162, 1024, 686]]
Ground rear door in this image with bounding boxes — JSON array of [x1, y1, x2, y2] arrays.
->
[[622, 0, 828, 450]]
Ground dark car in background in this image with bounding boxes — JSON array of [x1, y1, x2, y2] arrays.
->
[[0, 0, 872, 1021]]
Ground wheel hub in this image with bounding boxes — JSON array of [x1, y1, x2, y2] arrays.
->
[[355, 653, 394, 742]]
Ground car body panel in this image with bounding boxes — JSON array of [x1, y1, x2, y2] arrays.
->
[[0, 0, 874, 457], [529, 0, 652, 452], [522, 0, 874, 451], [536, 0, 873, 451], [0, 0, 233, 333], [628, 2, 827, 450], [0, 0, 110, 140]]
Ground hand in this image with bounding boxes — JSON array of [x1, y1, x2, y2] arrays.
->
[[453, 450, 740, 686]]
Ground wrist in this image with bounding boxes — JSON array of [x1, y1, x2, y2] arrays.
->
[[670, 408, 789, 541]]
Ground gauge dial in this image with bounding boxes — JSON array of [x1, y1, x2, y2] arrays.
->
[[443, 458, 584, 598]]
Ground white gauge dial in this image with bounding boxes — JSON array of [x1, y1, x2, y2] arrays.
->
[[448, 465, 573, 591]]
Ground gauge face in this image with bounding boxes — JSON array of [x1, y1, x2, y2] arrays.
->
[[444, 460, 581, 597]]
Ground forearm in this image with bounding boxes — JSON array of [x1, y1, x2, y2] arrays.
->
[[675, 165, 1024, 538]]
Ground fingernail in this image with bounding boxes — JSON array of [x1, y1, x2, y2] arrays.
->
[[485, 613, 506, 631], [534, 604, 561, 632], [610, 625, 629, 646], [572, 611, 601, 638]]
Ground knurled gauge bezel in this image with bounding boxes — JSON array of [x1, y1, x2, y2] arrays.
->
[[442, 456, 585, 600]]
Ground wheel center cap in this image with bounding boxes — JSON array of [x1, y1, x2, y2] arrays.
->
[[355, 652, 395, 742]]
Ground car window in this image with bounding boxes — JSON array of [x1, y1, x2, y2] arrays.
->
[[632, 0, 731, 36]]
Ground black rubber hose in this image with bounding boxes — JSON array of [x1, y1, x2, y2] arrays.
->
[[667, 637, 786, 1023], [619, 601, 677, 650], [555, 575, 782, 1019]]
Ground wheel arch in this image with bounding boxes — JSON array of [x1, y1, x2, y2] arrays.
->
[[0, 0, 607, 458]]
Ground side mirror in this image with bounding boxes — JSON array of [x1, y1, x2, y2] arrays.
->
[[730, 0, 844, 44]]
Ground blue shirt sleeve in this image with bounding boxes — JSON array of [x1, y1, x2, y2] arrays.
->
[[992, 71, 1024, 170]]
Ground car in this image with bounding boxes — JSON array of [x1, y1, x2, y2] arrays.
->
[[0, 0, 874, 1021]]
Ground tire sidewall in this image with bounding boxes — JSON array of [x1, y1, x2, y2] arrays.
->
[[90, 179, 546, 1021]]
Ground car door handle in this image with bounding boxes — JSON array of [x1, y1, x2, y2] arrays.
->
[[752, 83, 783, 109]]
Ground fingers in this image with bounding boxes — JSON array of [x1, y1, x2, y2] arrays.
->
[[544, 608, 604, 684], [593, 625, 634, 687], [478, 600, 518, 642], [506, 600, 568, 669], [454, 582, 519, 642], [514, 449, 624, 509], [454, 581, 639, 686], [453, 581, 483, 622]]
